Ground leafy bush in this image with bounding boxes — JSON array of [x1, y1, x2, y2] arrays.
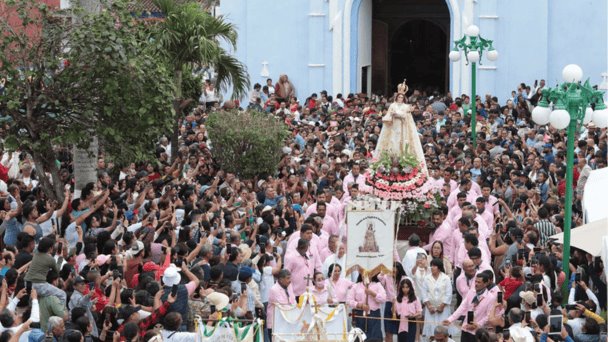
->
[[206, 111, 289, 179]]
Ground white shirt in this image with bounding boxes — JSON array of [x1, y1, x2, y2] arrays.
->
[[402, 247, 427, 277], [508, 324, 535, 342], [161, 330, 198, 342], [39, 211, 58, 237], [322, 254, 346, 279]]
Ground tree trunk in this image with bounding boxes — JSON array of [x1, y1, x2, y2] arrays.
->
[[31, 146, 64, 203], [73, 136, 99, 197], [72, 0, 101, 197], [171, 68, 183, 162]]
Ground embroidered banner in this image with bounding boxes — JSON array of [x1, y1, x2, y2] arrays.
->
[[345, 210, 395, 277]]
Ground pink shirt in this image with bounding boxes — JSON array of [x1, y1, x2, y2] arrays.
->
[[448, 287, 497, 335], [319, 246, 333, 261], [286, 232, 321, 256], [284, 251, 320, 296], [454, 244, 491, 269], [326, 277, 353, 303], [305, 202, 340, 223], [455, 272, 475, 298], [479, 210, 494, 233], [267, 283, 296, 329], [347, 282, 387, 312], [308, 285, 330, 305], [447, 189, 479, 209], [379, 273, 397, 301], [483, 195, 500, 215], [395, 298, 422, 333], [424, 220, 455, 259], [321, 215, 339, 236], [343, 172, 370, 195], [435, 178, 458, 193]]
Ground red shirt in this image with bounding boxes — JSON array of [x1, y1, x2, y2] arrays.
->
[[0, 164, 8, 182], [499, 277, 523, 299]]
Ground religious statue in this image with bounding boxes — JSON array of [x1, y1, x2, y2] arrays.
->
[[374, 79, 428, 175], [358, 223, 379, 253]]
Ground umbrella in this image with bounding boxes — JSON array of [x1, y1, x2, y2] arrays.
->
[[550, 218, 608, 256]]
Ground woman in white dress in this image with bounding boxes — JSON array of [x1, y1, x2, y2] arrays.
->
[[374, 80, 427, 175], [420, 258, 453, 340]]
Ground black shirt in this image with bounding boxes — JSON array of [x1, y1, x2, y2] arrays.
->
[[14, 251, 32, 269]]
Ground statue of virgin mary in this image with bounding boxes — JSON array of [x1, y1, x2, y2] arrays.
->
[[374, 80, 428, 175]]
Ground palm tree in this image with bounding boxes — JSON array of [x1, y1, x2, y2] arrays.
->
[[152, 0, 250, 159]]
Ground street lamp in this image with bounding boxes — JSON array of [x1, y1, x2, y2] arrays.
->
[[449, 25, 498, 148], [531, 64, 608, 293]]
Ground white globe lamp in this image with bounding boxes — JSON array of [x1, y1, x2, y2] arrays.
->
[[467, 50, 480, 63], [583, 106, 593, 124], [486, 49, 499, 61], [531, 105, 551, 125], [449, 50, 461, 62], [562, 64, 583, 83], [549, 109, 571, 130], [592, 107, 608, 128], [465, 25, 480, 37]]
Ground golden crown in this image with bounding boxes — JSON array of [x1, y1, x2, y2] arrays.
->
[[397, 79, 408, 94]]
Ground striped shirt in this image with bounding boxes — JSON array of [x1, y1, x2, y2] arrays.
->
[[535, 219, 556, 246]]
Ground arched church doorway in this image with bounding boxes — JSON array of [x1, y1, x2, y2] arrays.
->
[[371, 0, 450, 96]]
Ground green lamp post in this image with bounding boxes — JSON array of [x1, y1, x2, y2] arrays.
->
[[531, 64, 608, 294], [449, 25, 498, 148]]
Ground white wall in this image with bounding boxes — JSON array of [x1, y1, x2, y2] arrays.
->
[[357, 0, 372, 91]]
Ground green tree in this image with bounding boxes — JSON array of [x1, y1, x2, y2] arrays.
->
[[150, 0, 250, 160], [206, 111, 288, 179], [0, 0, 174, 201]]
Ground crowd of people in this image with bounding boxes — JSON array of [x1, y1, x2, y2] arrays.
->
[[0, 75, 604, 342]]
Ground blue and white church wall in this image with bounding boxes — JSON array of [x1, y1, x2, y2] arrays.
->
[[220, 0, 607, 103]]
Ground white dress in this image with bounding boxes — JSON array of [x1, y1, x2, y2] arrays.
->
[[420, 272, 453, 338], [375, 102, 428, 175]]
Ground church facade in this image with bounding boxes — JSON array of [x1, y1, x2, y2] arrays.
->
[[219, 0, 607, 101]]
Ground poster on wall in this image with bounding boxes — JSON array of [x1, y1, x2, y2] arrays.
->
[[345, 210, 395, 276]]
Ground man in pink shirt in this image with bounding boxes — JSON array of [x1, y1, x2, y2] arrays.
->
[[454, 234, 491, 269], [443, 272, 496, 341], [446, 180, 479, 210], [480, 184, 500, 215], [435, 167, 458, 193], [267, 269, 296, 335], [284, 239, 321, 297], [424, 211, 455, 256], [286, 223, 321, 256], [317, 203, 339, 236], [342, 163, 370, 196], [447, 192, 468, 223], [455, 259, 477, 298], [475, 197, 494, 231], [305, 192, 340, 222], [319, 235, 338, 260]]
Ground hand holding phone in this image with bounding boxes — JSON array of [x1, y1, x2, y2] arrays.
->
[[171, 284, 179, 297], [466, 311, 474, 324], [497, 292, 503, 303], [89, 282, 95, 291]]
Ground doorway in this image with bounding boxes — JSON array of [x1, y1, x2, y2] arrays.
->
[[371, 0, 450, 96], [390, 20, 447, 95]]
